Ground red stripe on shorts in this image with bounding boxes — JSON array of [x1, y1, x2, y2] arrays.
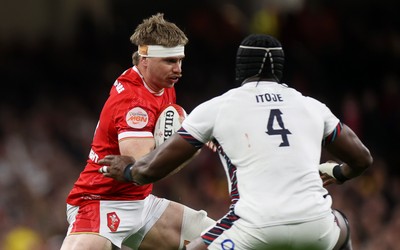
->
[[71, 201, 101, 233]]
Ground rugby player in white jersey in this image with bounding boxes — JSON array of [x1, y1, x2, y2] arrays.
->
[[99, 34, 373, 250]]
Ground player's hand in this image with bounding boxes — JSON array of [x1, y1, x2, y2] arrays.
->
[[320, 172, 341, 186], [98, 155, 136, 182], [319, 161, 343, 186]]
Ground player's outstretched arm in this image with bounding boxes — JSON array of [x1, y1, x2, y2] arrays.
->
[[99, 133, 198, 184], [132, 133, 198, 184], [320, 124, 373, 185]]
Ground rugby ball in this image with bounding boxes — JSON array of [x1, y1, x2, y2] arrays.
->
[[154, 104, 187, 147]]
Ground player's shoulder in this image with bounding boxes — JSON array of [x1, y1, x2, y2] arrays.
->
[[116, 67, 144, 88], [281, 84, 325, 105], [108, 69, 142, 96], [301, 94, 327, 108]]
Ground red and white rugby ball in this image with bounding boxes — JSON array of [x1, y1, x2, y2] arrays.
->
[[154, 104, 187, 147]]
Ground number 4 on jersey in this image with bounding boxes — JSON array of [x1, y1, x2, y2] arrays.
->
[[266, 109, 291, 147]]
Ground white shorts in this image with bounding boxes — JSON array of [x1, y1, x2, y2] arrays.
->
[[66, 194, 169, 249], [204, 211, 340, 250]]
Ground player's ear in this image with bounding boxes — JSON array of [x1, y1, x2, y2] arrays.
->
[[140, 56, 148, 66]]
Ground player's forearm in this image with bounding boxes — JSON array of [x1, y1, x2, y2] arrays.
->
[[320, 150, 373, 184], [130, 157, 164, 185], [131, 138, 198, 185], [324, 124, 373, 180], [131, 157, 190, 185], [341, 151, 373, 179]]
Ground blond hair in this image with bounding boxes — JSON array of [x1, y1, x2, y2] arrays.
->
[[132, 51, 140, 65], [130, 13, 188, 47]]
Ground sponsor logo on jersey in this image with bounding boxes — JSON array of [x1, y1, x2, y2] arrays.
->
[[126, 107, 149, 129], [114, 81, 125, 93], [88, 148, 99, 163], [221, 239, 235, 249]]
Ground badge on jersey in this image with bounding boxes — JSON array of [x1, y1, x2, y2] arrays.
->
[[126, 107, 149, 129], [107, 212, 120, 232]]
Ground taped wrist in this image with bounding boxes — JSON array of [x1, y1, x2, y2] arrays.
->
[[123, 163, 134, 182], [332, 164, 349, 183]]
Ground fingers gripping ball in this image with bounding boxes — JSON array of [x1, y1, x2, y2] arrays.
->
[[154, 104, 187, 147]]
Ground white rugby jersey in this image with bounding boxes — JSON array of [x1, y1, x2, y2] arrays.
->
[[182, 81, 340, 227]]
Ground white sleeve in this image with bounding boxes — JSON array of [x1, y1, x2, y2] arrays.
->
[[307, 97, 340, 137], [302, 95, 340, 138], [182, 96, 221, 143], [321, 103, 340, 137]]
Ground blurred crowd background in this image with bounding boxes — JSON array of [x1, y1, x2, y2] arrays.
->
[[1, 0, 399, 249]]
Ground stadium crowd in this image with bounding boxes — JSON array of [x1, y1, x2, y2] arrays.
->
[[0, 1, 399, 249]]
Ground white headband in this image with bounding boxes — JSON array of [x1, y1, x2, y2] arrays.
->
[[239, 45, 282, 52], [138, 45, 185, 58]]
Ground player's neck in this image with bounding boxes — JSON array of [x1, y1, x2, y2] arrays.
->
[[144, 81, 164, 95], [135, 66, 164, 94], [242, 76, 278, 85]]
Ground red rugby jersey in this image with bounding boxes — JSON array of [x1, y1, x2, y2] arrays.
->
[[67, 67, 176, 205]]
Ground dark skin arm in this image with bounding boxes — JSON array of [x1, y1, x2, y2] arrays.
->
[[320, 124, 373, 186], [99, 133, 198, 184]]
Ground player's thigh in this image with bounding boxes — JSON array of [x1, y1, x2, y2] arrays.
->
[[288, 214, 340, 250], [207, 215, 340, 250], [60, 234, 113, 250], [139, 201, 184, 250]]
